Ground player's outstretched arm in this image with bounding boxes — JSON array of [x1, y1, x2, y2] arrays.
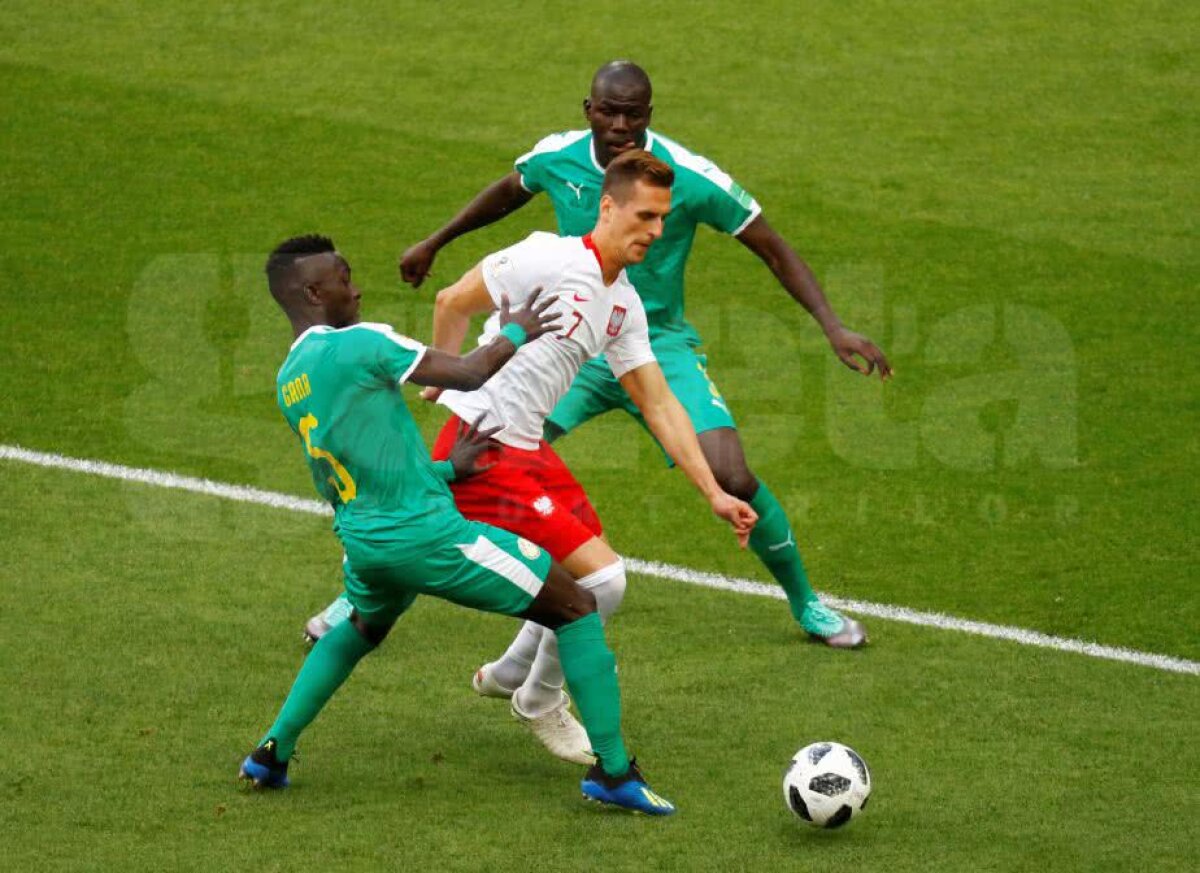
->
[[420, 264, 515, 403], [619, 363, 758, 547], [408, 289, 558, 392], [736, 215, 893, 380], [400, 173, 535, 287]]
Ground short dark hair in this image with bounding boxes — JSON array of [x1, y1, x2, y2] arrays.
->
[[265, 234, 336, 287], [600, 150, 674, 203]]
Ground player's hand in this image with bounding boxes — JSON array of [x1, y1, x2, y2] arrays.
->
[[399, 238, 440, 288], [419, 386, 443, 403], [828, 326, 893, 381], [447, 412, 503, 480], [710, 492, 758, 548], [498, 286, 560, 342]]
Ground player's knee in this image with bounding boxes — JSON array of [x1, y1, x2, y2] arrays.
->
[[714, 463, 758, 501], [600, 570, 626, 619], [583, 558, 626, 619], [351, 611, 393, 646]]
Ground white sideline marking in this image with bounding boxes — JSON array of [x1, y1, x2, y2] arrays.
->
[[3, 443, 1197, 677], [624, 558, 1199, 675]]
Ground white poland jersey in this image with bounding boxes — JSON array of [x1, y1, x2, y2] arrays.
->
[[439, 231, 656, 450]]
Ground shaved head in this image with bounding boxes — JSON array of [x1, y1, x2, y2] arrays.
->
[[591, 60, 652, 102]]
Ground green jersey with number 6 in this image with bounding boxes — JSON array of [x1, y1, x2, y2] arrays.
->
[[515, 129, 760, 348], [275, 322, 457, 537]]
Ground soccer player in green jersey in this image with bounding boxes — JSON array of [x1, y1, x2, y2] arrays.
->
[[241, 234, 675, 815], [398, 61, 891, 648]]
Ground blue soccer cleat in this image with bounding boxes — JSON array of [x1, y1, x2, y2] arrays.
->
[[239, 739, 290, 789], [581, 758, 675, 816]]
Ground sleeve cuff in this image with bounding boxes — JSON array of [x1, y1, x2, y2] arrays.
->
[[480, 260, 506, 308], [396, 343, 427, 384], [731, 203, 763, 237], [432, 459, 456, 482], [608, 353, 657, 380]]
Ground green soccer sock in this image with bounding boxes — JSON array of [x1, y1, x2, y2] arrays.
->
[[262, 618, 376, 760], [555, 612, 630, 777], [749, 480, 819, 622]]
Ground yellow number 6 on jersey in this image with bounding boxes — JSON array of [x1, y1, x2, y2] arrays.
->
[[298, 413, 357, 503]]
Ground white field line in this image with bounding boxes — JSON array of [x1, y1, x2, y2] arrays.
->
[[3, 443, 1197, 677]]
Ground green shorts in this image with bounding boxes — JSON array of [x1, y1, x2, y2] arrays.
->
[[546, 342, 737, 464], [337, 513, 551, 626]]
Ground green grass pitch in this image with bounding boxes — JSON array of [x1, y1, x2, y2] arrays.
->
[[0, 2, 1196, 870]]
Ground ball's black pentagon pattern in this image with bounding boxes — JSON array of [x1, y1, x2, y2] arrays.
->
[[788, 785, 813, 821], [785, 743, 871, 828], [824, 804, 853, 829], [806, 742, 833, 766], [809, 773, 851, 797], [845, 747, 870, 787]]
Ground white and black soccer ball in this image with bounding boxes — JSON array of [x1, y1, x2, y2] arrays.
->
[[783, 741, 871, 828]]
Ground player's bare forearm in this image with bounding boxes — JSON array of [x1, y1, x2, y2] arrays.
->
[[622, 364, 758, 544], [737, 215, 842, 335], [402, 175, 535, 286], [430, 173, 534, 249], [645, 397, 723, 502], [413, 287, 559, 391], [622, 365, 722, 502], [408, 341, 519, 392], [737, 215, 893, 379], [640, 390, 758, 545]]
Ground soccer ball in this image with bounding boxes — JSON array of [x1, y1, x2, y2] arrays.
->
[[783, 741, 871, 828]]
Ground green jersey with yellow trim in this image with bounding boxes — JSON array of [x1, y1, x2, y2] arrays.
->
[[275, 322, 458, 537], [515, 129, 760, 347]]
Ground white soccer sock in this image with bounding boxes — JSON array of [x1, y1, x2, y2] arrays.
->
[[514, 560, 627, 717], [488, 621, 544, 690]]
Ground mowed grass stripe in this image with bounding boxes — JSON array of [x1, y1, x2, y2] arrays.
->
[[4, 442, 1196, 677]]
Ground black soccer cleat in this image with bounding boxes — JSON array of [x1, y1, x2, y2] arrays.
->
[[239, 739, 290, 789]]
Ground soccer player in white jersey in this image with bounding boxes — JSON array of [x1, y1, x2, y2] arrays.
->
[[398, 61, 887, 650], [311, 150, 758, 764]]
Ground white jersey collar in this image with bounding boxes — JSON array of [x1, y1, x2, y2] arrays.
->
[[289, 324, 326, 352]]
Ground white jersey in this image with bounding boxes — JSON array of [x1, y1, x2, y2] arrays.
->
[[439, 231, 656, 450]]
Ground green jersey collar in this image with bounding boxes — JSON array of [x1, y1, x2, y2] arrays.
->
[[589, 130, 658, 174]]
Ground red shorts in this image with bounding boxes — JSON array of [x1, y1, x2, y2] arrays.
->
[[431, 415, 604, 562]]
